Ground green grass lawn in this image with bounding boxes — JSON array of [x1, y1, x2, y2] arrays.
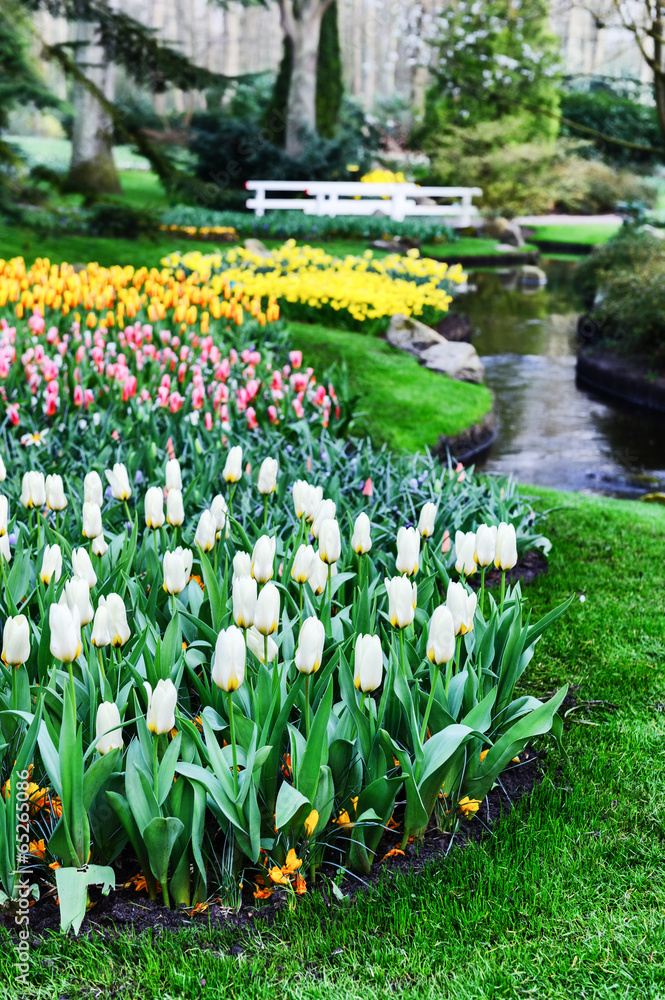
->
[[287, 320, 493, 451], [529, 223, 621, 245], [0, 221, 179, 269], [2, 487, 663, 999]]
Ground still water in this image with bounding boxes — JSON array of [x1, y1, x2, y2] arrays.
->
[[460, 262, 665, 497]]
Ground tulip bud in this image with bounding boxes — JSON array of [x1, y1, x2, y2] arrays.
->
[[84, 471, 104, 506], [385, 575, 416, 629], [49, 602, 81, 663], [354, 633, 383, 692], [106, 592, 131, 646], [212, 625, 246, 692], [92, 534, 108, 557], [0, 495, 8, 537], [251, 535, 276, 584], [144, 486, 165, 530], [319, 518, 341, 565], [294, 616, 325, 675], [441, 529, 451, 554], [40, 543, 62, 585], [20, 471, 46, 509], [0, 455, 6, 483], [293, 479, 321, 520], [427, 606, 456, 664], [396, 526, 420, 577], [194, 509, 216, 552], [2, 614, 30, 666], [163, 547, 193, 595], [144, 679, 177, 735], [96, 701, 123, 755], [61, 576, 94, 626], [454, 531, 477, 577], [233, 551, 252, 579], [258, 457, 279, 495], [254, 581, 280, 636], [71, 547, 97, 589], [232, 575, 257, 629], [351, 512, 372, 554], [105, 463, 131, 501], [495, 522, 518, 571], [291, 543, 316, 584], [165, 458, 182, 492], [91, 599, 111, 648], [309, 555, 334, 596], [0, 534, 10, 564], [446, 580, 477, 636], [82, 501, 102, 539], [475, 523, 497, 568], [292, 479, 309, 519], [418, 502, 437, 538], [166, 488, 184, 527], [311, 498, 336, 539], [210, 494, 229, 539], [223, 445, 243, 483], [246, 626, 278, 664], [303, 809, 319, 838], [46, 474, 67, 512]]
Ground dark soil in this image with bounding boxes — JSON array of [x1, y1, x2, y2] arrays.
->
[[1, 752, 544, 942]]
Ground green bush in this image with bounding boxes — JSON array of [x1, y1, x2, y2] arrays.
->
[[560, 89, 664, 166], [576, 226, 665, 358]]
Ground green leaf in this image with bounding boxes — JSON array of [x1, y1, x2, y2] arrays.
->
[[275, 781, 310, 831], [143, 816, 184, 894], [296, 678, 333, 803], [55, 865, 115, 936]]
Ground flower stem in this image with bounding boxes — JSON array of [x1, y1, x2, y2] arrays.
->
[[326, 562, 332, 614], [299, 584, 303, 621], [500, 570, 506, 613], [263, 494, 269, 528], [305, 675, 310, 739], [227, 691, 239, 798], [420, 664, 440, 742], [153, 529, 159, 563], [480, 566, 486, 617], [153, 735, 159, 801], [399, 627, 406, 676], [264, 634, 268, 668]]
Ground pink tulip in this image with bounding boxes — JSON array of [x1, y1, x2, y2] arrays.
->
[[289, 350, 302, 369]]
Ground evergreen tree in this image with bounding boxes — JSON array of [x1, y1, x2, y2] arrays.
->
[[315, 0, 343, 139]]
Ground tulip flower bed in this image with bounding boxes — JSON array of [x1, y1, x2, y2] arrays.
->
[[0, 442, 570, 935], [163, 242, 467, 333], [0, 257, 352, 438]]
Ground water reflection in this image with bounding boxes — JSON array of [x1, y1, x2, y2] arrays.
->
[[461, 263, 665, 497]]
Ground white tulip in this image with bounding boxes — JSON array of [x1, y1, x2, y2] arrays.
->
[[0, 495, 8, 537], [446, 580, 477, 636], [210, 494, 229, 539], [246, 626, 278, 664], [163, 547, 193, 595], [92, 534, 108, 557], [49, 602, 81, 663], [475, 524, 497, 568], [61, 576, 94, 626], [232, 575, 257, 629], [292, 479, 312, 519], [20, 471, 46, 509], [91, 599, 111, 648], [426, 606, 457, 664], [2, 614, 30, 666], [354, 634, 383, 692], [0, 454, 6, 482], [309, 555, 335, 596], [144, 679, 177, 735], [233, 551, 252, 579], [82, 501, 102, 539], [495, 522, 518, 571], [351, 512, 372, 554], [455, 531, 477, 577], [254, 581, 280, 636], [223, 445, 243, 483], [385, 575, 417, 629], [294, 616, 325, 675], [105, 463, 131, 501], [311, 498, 336, 539], [84, 471, 104, 506], [40, 543, 62, 585], [71, 546, 97, 588], [396, 526, 420, 577], [166, 488, 184, 527], [194, 509, 216, 552], [418, 502, 437, 538], [291, 543, 316, 584], [0, 534, 10, 564], [165, 458, 182, 493], [106, 593, 131, 646], [46, 474, 67, 512], [212, 625, 246, 692], [144, 486, 165, 530], [96, 702, 123, 755], [258, 457, 279, 495], [319, 518, 341, 565], [251, 535, 276, 584]]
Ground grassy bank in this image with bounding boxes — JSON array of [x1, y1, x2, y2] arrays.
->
[[2, 487, 663, 999], [287, 320, 493, 451], [529, 223, 621, 245]]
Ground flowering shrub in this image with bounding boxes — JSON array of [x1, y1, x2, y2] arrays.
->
[[0, 257, 345, 436], [163, 241, 467, 332], [360, 169, 408, 184], [0, 443, 569, 931]]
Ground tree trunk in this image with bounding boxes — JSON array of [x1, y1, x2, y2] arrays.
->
[[65, 20, 122, 195], [654, 17, 665, 153], [284, 1, 327, 157]]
